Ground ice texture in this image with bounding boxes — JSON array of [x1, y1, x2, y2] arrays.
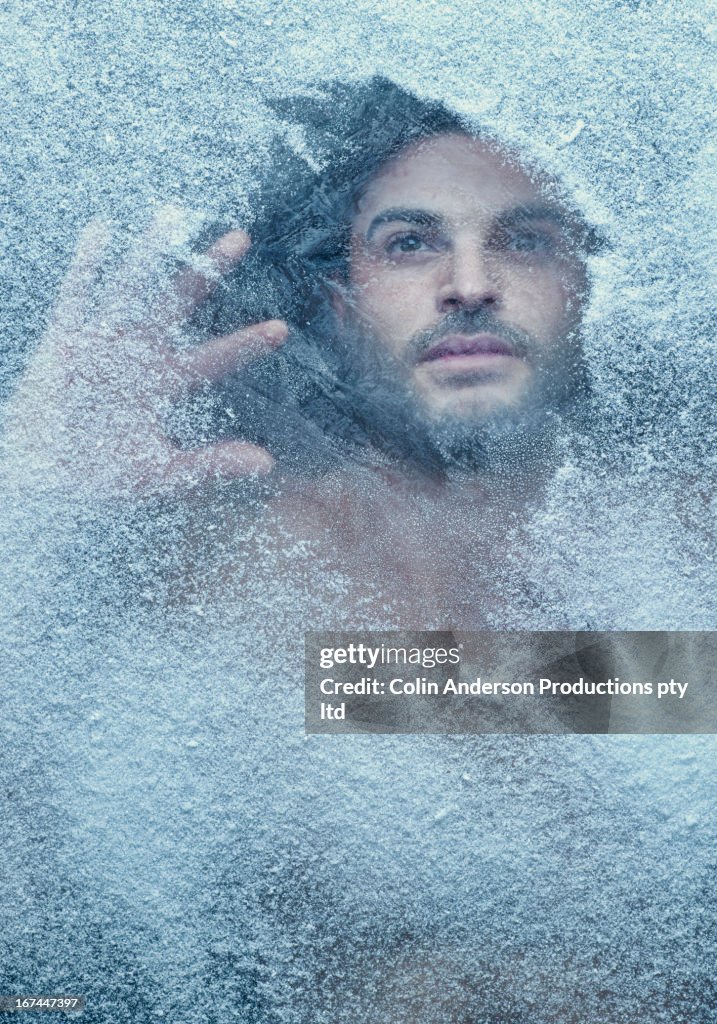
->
[[1, 1, 716, 1021]]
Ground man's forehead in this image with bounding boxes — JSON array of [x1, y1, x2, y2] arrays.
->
[[353, 132, 557, 227]]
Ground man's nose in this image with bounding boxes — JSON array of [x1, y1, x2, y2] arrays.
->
[[437, 241, 501, 313]]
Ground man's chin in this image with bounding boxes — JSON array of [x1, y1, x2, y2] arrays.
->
[[419, 401, 566, 473], [419, 391, 530, 431], [332, 323, 587, 474]]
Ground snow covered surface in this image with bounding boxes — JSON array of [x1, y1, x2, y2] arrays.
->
[[1, 1, 716, 1021]]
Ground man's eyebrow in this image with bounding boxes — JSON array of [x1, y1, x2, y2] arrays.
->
[[494, 202, 571, 229], [495, 201, 569, 226], [496, 201, 603, 251], [365, 207, 443, 240]]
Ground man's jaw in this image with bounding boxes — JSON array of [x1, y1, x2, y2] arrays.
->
[[335, 315, 585, 475]]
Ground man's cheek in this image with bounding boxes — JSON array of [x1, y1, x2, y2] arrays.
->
[[514, 276, 556, 308], [507, 282, 571, 340], [359, 291, 423, 352]]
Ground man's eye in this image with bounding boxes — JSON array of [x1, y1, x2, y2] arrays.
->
[[500, 227, 557, 254], [385, 232, 435, 255]]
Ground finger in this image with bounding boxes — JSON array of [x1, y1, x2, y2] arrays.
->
[[157, 229, 252, 329], [53, 218, 113, 330], [105, 204, 205, 319], [177, 319, 289, 388], [147, 440, 275, 494]]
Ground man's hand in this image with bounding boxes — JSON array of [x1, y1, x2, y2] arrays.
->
[[2, 206, 288, 501]]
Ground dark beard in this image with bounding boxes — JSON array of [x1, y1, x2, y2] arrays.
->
[[331, 317, 588, 477], [202, 313, 588, 479]]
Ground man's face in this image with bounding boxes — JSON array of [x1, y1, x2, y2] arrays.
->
[[342, 133, 590, 436]]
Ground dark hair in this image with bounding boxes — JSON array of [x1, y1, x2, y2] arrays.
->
[[199, 77, 597, 473], [254, 76, 473, 324], [195, 78, 476, 469]]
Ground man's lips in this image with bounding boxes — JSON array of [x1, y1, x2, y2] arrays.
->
[[417, 333, 518, 363]]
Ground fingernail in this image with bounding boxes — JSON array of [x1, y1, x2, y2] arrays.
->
[[252, 451, 275, 474], [262, 320, 289, 343], [218, 229, 251, 252], [212, 230, 251, 268]]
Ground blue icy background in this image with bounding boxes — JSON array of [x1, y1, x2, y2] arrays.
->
[[1, 1, 716, 1021]]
